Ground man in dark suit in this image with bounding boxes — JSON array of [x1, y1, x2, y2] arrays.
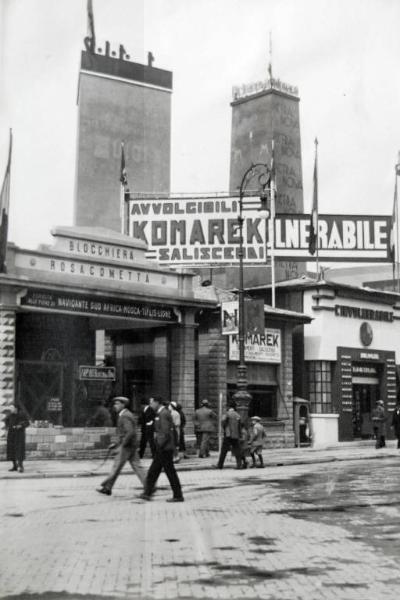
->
[[97, 396, 145, 496], [138, 398, 156, 459], [194, 399, 217, 458], [216, 400, 242, 469], [391, 398, 400, 448], [139, 396, 184, 502]]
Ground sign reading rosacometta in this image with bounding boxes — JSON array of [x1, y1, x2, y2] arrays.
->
[[128, 196, 391, 265]]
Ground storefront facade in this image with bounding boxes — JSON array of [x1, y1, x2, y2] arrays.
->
[[0, 226, 214, 458], [252, 279, 400, 443], [196, 296, 311, 448]]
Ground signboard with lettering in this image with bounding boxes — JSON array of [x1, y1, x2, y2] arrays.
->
[[335, 304, 393, 322], [128, 196, 391, 265], [221, 299, 265, 336], [47, 398, 62, 412], [20, 290, 180, 323], [229, 328, 281, 363], [15, 251, 177, 289], [79, 366, 116, 381]]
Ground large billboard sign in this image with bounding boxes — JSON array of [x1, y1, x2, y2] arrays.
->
[[128, 195, 391, 265], [229, 328, 282, 364]]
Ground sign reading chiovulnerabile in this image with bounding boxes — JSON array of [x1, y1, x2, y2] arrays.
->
[[128, 195, 392, 265]]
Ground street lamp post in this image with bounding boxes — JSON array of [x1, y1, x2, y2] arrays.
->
[[232, 163, 271, 420]]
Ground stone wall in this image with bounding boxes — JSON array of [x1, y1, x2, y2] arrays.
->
[[0, 426, 114, 460]]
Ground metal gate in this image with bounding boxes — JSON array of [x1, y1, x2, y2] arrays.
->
[[16, 361, 65, 424]]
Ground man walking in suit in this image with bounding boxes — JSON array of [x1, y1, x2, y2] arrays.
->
[[139, 396, 184, 502], [138, 398, 156, 459], [97, 396, 146, 496], [194, 399, 216, 458], [216, 400, 242, 469]]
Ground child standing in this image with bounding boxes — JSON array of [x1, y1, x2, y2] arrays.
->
[[249, 416, 265, 468]]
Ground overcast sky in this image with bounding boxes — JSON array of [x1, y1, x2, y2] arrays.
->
[[1, 0, 400, 251]]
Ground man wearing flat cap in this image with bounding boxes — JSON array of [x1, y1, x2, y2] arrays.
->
[[97, 396, 146, 496], [372, 399, 387, 449], [193, 399, 217, 458]]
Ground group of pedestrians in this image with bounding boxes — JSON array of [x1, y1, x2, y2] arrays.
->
[[7, 394, 400, 488], [95, 396, 267, 502], [97, 396, 184, 502], [216, 400, 266, 469]]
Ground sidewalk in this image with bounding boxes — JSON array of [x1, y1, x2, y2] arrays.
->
[[1, 440, 399, 479]]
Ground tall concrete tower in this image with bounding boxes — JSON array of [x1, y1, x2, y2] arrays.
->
[[228, 77, 305, 286], [74, 45, 172, 232]]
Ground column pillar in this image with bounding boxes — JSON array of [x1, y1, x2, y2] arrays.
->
[[0, 308, 16, 439], [170, 312, 197, 435]]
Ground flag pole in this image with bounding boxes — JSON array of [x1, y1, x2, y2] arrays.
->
[[396, 154, 400, 293], [268, 31, 273, 81], [270, 139, 276, 308], [314, 138, 319, 279], [125, 192, 130, 237], [0, 128, 12, 273]]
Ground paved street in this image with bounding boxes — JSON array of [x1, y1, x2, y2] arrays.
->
[[1, 455, 400, 600]]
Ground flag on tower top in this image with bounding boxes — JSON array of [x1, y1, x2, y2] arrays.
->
[[120, 142, 129, 192], [0, 129, 12, 273], [87, 0, 96, 53], [268, 31, 273, 80]]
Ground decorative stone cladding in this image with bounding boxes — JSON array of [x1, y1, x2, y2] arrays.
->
[[0, 426, 114, 460], [276, 320, 295, 446], [198, 312, 227, 416], [0, 309, 16, 439]]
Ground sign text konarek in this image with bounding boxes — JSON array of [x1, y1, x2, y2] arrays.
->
[[129, 197, 391, 265]]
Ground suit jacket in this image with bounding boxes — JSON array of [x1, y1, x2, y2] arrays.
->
[[154, 406, 176, 452], [117, 409, 138, 448], [194, 406, 216, 433], [139, 405, 156, 432], [222, 408, 241, 439], [372, 405, 386, 435], [392, 406, 400, 435]]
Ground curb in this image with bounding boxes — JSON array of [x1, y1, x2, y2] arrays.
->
[[0, 450, 398, 480]]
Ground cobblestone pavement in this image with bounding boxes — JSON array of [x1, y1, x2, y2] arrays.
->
[[1, 456, 400, 600]]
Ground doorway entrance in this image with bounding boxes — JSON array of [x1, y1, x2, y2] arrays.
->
[[16, 361, 65, 424], [352, 383, 380, 438]]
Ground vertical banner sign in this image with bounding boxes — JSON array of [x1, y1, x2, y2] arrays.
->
[[221, 299, 265, 335], [221, 301, 238, 335]]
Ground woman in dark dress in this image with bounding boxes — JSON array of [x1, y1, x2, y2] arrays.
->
[[5, 405, 29, 472]]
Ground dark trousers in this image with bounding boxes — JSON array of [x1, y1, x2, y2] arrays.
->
[[139, 427, 155, 459], [144, 449, 183, 498], [217, 437, 241, 468], [373, 428, 386, 448]]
